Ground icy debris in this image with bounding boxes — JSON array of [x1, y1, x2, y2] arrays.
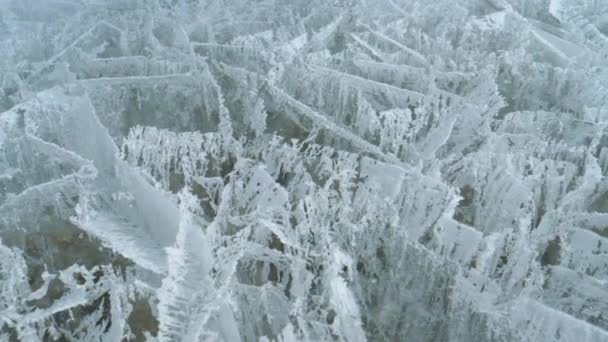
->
[[1, 0, 607, 341]]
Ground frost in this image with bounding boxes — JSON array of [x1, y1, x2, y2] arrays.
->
[[1, 0, 608, 341]]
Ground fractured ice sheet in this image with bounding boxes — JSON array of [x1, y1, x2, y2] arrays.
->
[[1, 0, 608, 341]]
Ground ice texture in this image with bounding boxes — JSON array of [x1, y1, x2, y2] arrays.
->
[[1, 0, 608, 341]]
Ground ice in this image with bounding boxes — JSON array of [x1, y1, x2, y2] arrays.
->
[[1, 0, 608, 341]]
